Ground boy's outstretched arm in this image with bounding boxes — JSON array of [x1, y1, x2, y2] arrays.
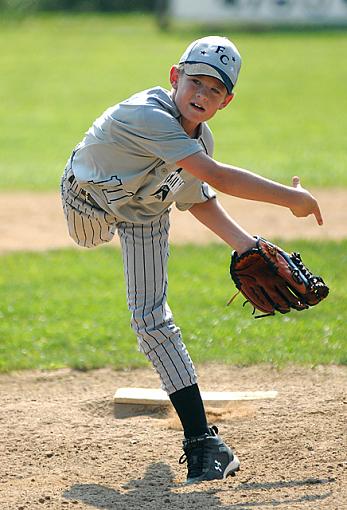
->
[[177, 152, 323, 225], [188, 197, 257, 253]]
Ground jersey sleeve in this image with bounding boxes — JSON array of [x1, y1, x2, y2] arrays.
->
[[174, 121, 216, 210], [175, 181, 216, 211]]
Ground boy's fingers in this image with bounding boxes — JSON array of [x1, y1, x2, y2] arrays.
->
[[291, 175, 323, 225], [292, 175, 301, 188], [314, 204, 324, 226]]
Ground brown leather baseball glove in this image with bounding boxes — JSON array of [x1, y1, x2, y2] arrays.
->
[[229, 237, 329, 318]]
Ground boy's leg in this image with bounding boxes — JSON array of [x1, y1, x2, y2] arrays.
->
[[117, 212, 240, 483], [117, 212, 209, 437], [61, 166, 116, 248], [169, 383, 209, 438], [117, 212, 197, 394]]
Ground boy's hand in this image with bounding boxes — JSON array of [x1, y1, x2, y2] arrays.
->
[[290, 176, 323, 226]]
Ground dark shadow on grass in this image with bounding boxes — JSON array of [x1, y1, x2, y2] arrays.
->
[[63, 462, 335, 509]]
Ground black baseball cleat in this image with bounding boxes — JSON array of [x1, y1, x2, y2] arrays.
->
[[179, 425, 240, 484]]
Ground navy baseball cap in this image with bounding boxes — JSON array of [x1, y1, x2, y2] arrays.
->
[[179, 36, 242, 94]]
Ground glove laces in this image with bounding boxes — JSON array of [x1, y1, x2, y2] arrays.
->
[[291, 252, 322, 286]]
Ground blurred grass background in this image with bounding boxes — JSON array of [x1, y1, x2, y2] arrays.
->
[[0, 242, 344, 371], [1, 13, 347, 190], [0, 13, 346, 371]]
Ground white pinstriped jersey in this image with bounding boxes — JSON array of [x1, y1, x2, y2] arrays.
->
[[70, 87, 216, 224]]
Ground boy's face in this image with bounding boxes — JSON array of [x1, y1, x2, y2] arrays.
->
[[170, 66, 234, 135]]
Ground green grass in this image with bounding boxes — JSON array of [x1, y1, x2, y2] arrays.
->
[[0, 13, 346, 189], [0, 241, 345, 372]]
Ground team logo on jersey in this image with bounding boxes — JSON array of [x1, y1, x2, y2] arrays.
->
[[152, 169, 184, 201]]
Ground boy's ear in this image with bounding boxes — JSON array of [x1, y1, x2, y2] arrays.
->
[[218, 93, 234, 110], [170, 66, 180, 90]]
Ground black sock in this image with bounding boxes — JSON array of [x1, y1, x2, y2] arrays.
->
[[169, 383, 209, 438]]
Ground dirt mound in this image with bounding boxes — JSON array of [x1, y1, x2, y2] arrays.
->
[[0, 365, 345, 509]]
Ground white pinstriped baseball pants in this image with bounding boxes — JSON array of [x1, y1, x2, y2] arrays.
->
[[61, 167, 197, 394]]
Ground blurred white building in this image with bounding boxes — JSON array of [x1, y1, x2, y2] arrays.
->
[[169, 0, 347, 26]]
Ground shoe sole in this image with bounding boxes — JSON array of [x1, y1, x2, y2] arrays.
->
[[223, 455, 241, 479]]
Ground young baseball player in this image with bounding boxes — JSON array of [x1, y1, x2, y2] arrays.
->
[[61, 36, 323, 484]]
